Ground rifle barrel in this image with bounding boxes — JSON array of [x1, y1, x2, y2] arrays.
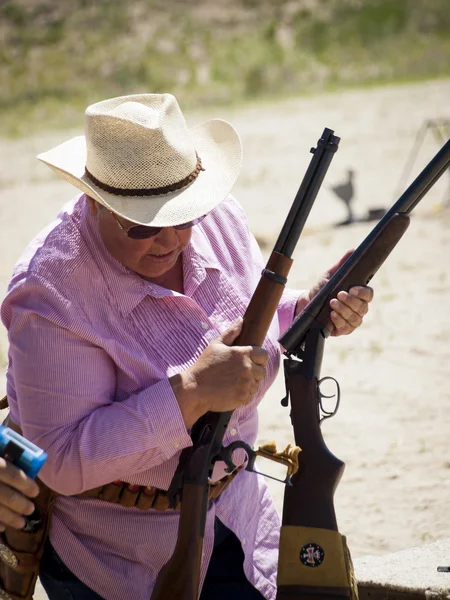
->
[[274, 128, 340, 257], [389, 137, 450, 216]]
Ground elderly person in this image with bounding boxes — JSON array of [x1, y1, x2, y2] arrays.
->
[[1, 94, 373, 600]]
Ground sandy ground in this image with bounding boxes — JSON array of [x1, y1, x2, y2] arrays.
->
[[0, 79, 449, 598]]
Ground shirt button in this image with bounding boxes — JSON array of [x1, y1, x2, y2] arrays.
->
[[230, 428, 237, 436], [174, 442, 181, 449], [201, 321, 209, 330], [242, 538, 246, 546]]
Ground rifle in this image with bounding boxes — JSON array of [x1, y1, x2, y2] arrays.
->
[[276, 137, 450, 600], [150, 127, 341, 600]]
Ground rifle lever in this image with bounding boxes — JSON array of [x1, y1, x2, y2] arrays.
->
[[219, 440, 301, 486], [318, 376, 341, 422]]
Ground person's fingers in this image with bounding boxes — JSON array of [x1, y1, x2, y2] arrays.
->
[[349, 285, 374, 304], [325, 249, 354, 279], [217, 317, 244, 346], [336, 291, 369, 317], [330, 299, 363, 328], [0, 483, 36, 516], [250, 381, 260, 396], [0, 458, 39, 498], [253, 364, 267, 382], [0, 505, 27, 530], [237, 354, 265, 399], [308, 250, 356, 305], [336, 288, 373, 316], [330, 311, 355, 336], [0, 459, 38, 527], [249, 346, 269, 367], [337, 292, 369, 317]]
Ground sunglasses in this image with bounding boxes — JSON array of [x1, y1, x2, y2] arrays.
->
[[109, 211, 207, 240]]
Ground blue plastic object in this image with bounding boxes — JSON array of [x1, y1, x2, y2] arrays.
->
[[0, 425, 47, 478]]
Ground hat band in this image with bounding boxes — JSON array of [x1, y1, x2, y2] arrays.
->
[[84, 153, 205, 197]]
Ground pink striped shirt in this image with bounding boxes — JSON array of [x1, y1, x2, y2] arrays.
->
[[2, 193, 300, 600]]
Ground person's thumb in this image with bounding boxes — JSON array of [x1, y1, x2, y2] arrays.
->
[[327, 248, 354, 278], [217, 317, 244, 346]]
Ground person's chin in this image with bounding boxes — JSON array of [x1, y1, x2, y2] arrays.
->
[[141, 249, 179, 275]]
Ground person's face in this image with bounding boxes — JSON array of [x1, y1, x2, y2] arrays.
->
[[89, 199, 192, 281]]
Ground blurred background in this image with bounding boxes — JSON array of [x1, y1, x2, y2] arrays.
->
[[1, 0, 450, 582], [1, 0, 450, 136]]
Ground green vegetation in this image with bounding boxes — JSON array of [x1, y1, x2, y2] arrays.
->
[[1, 0, 450, 136]]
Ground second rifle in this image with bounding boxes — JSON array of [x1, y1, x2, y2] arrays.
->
[[275, 138, 450, 600]]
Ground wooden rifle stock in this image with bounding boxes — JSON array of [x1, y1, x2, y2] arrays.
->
[[151, 484, 207, 600], [275, 214, 410, 600], [276, 138, 450, 600], [277, 344, 351, 600], [150, 127, 341, 600]]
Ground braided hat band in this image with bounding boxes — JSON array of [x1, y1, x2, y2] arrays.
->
[[84, 153, 205, 197]]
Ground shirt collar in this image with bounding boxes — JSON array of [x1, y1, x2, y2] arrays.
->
[[182, 222, 221, 296]]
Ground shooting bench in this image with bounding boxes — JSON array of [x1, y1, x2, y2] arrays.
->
[[355, 539, 450, 600]]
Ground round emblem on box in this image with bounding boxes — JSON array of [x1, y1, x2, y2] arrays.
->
[[299, 543, 325, 567]]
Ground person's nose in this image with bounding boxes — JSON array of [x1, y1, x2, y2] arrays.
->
[[152, 226, 178, 247]]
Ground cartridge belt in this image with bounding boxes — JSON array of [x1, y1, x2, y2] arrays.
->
[[76, 466, 243, 510]]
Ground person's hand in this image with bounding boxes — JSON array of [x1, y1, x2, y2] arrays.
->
[[171, 318, 268, 428], [295, 250, 374, 337], [0, 457, 39, 531]]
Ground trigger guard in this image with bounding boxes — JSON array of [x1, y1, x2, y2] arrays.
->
[[220, 440, 256, 473]]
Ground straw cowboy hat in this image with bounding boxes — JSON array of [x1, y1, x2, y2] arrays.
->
[[37, 93, 243, 226]]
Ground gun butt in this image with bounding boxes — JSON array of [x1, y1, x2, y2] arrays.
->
[[276, 346, 354, 600], [152, 560, 202, 600], [277, 586, 351, 600], [277, 517, 354, 600], [282, 366, 344, 531]]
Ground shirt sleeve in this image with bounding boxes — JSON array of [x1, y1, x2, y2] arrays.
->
[[2, 276, 192, 496], [277, 286, 304, 337]]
